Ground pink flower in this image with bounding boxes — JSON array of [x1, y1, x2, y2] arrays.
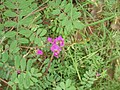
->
[[50, 44, 61, 58], [48, 36, 64, 58], [36, 49, 43, 55], [47, 37, 54, 44], [53, 36, 64, 47], [96, 72, 101, 77], [17, 70, 21, 74]]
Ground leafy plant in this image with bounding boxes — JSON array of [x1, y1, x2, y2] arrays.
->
[[55, 79, 76, 90], [44, 0, 85, 35], [80, 70, 97, 89], [0, 0, 120, 90]]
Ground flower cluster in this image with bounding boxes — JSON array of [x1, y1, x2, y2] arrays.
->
[[36, 36, 64, 58], [36, 49, 43, 55], [48, 36, 64, 58]]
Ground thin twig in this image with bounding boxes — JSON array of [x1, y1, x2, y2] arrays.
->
[[0, 78, 12, 88], [88, 26, 93, 34], [23, 50, 31, 58], [23, 6, 47, 20], [43, 54, 54, 76], [0, 36, 5, 45], [9, 26, 14, 32], [20, 46, 37, 49]]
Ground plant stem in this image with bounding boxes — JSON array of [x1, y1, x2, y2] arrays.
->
[[0, 78, 12, 88], [69, 50, 82, 81], [43, 53, 54, 76]]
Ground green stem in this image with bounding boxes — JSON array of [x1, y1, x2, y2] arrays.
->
[[85, 15, 115, 26], [69, 50, 82, 81]]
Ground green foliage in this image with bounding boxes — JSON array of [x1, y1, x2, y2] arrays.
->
[[81, 70, 96, 89], [45, 0, 85, 36], [55, 79, 76, 90], [0, 0, 120, 90]]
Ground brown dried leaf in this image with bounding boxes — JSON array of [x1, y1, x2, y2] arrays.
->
[[111, 17, 120, 30], [91, 1, 104, 18]]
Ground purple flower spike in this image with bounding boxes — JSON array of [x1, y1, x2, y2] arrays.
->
[[36, 49, 43, 55], [50, 44, 61, 58], [54, 36, 64, 47], [48, 37, 54, 44]]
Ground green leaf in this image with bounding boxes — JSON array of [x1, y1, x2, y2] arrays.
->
[[0, 5, 5, 9], [19, 17, 33, 26], [56, 0, 61, 5], [20, 58, 26, 71], [41, 37, 47, 42], [60, 0, 67, 9], [31, 68, 35, 75], [31, 77, 38, 83], [4, 1, 16, 9], [82, 78, 87, 82], [12, 47, 20, 53], [88, 81, 94, 84], [14, 55, 21, 69], [73, 21, 85, 30], [36, 28, 42, 35], [19, 29, 32, 37], [64, 3, 71, 13], [59, 13, 66, 20], [4, 10, 17, 17], [68, 86, 76, 90], [20, 8, 33, 18], [66, 79, 71, 88], [60, 82, 65, 90], [8, 81, 14, 86], [65, 20, 73, 31], [61, 17, 68, 26], [4, 21, 17, 27], [11, 72, 17, 82], [84, 74, 89, 79], [27, 59, 33, 71], [24, 72, 31, 89], [12, 84, 17, 90], [30, 2, 37, 9], [18, 38, 29, 44], [31, 25, 39, 31], [11, 0, 17, 2], [0, 62, 3, 67], [19, 0, 31, 9], [52, 9, 61, 15], [34, 37, 43, 46], [0, 24, 4, 31], [30, 34, 35, 42], [10, 40, 17, 52], [18, 73, 24, 84], [39, 29, 47, 37], [27, 0, 35, 4], [5, 31, 16, 38], [30, 80, 34, 86], [14, 78, 19, 83], [72, 12, 81, 20], [56, 86, 62, 90], [49, 1, 56, 7], [18, 83, 23, 90], [86, 83, 91, 88], [33, 73, 42, 77], [31, 68, 38, 74], [2, 52, 8, 63]]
